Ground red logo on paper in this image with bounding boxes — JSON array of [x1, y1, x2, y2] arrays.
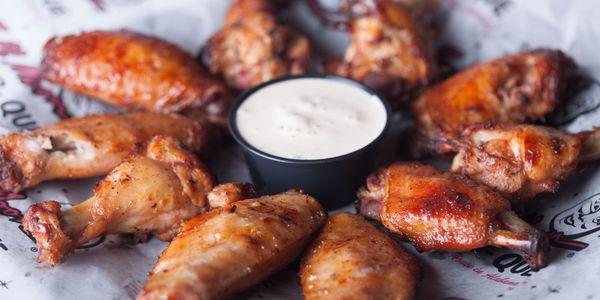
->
[[0, 191, 26, 224], [10, 64, 70, 119], [0, 42, 25, 56]]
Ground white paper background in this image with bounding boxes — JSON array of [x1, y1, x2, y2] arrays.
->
[[0, 0, 599, 299]]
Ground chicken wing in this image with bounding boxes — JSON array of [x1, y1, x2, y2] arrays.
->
[[0, 112, 213, 193], [412, 49, 576, 155], [201, 0, 311, 90], [22, 136, 249, 266], [450, 123, 600, 206], [300, 212, 421, 300], [324, 0, 437, 107], [137, 189, 326, 299], [41, 30, 233, 125], [223, 0, 280, 26], [357, 162, 549, 270]]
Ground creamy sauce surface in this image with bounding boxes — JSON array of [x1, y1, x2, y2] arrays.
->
[[236, 78, 387, 160]]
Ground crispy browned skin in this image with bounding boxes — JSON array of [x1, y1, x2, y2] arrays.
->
[[357, 162, 549, 269], [412, 49, 576, 155], [326, 0, 436, 106], [450, 123, 600, 206], [223, 0, 279, 26], [300, 213, 421, 300], [391, 0, 438, 18], [0, 112, 213, 193], [41, 30, 232, 124], [201, 0, 311, 90], [137, 190, 326, 300], [22, 136, 220, 266], [206, 181, 258, 208]]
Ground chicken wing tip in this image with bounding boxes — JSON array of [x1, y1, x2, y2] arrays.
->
[[22, 201, 73, 266], [207, 182, 258, 208], [493, 211, 550, 270], [356, 170, 386, 220], [524, 230, 550, 271]]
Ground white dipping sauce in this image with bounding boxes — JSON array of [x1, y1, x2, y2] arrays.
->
[[236, 78, 387, 160]]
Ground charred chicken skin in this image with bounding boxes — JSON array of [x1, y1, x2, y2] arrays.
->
[[450, 123, 600, 206], [41, 30, 233, 125], [325, 0, 437, 106], [22, 137, 256, 266], [300, 212, 421, 300], [201, 0, 311, 90], [412, 49, 576, 155], [357, 162, 549, 270], [0, 112, 213, 193], [137, 189, 326, 300]]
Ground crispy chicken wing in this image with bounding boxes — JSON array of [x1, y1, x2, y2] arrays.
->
[[223, 0, 279, 26], [450, 123, 600, 206], [137, 189, 326, 299], [412, 49, 576, 155], [300, 213, 421, 300], [324, 0, 437, 106], [201, 0, 311, 90], [357, 162, 549, 269], [21, 136, 246, 266], [41, 30, 233, 125], [0, 112, 213, 193]]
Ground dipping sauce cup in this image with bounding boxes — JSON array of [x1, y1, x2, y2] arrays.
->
[[229, 75, 391, 209]]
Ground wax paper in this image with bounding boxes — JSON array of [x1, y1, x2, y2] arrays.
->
[[0, 0, 599, 299]]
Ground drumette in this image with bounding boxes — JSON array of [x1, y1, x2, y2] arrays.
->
[[23, 136, 255, 266]]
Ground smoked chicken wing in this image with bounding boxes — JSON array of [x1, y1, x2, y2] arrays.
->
[[300, 212, 421, 300], [41, 30, 233, 125], [22, 137, 256, 266], [450, 123, 600, 206], [201, 0, 311, 90], [324, 0, 437, 106], [0, 112, 213, 193], [137, 189, 326, 300], [412, 49, 576, 155], [357, 162, 549, 270]]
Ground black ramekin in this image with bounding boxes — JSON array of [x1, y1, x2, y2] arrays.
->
[[228, 75, 391, 210]]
